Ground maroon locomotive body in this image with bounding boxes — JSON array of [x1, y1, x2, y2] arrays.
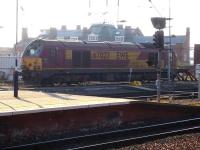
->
[[22, 39, 175, 85]]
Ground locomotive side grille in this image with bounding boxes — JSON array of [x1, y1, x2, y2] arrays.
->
[[72, 51, 91, 68]]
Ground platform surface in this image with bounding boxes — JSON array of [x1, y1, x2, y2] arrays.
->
[[0, 90, 133, 116]]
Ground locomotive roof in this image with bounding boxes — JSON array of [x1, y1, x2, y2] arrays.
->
[[31, 39, 157, 51]]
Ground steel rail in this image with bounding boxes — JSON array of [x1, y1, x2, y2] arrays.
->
[[125, 91, 198, 100], [73, 126, 200, 150], [3, 117, 200, 150]]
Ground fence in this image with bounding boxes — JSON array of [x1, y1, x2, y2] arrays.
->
[[0, 56, 21, 81]]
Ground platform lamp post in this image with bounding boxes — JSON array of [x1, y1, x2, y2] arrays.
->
[[14, 0, 19, 97], [151, 17, 166, 102]]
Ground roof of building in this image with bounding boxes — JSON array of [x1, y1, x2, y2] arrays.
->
[[37, 23, 188, 47], [0, 47, 13, 56], [89, 23, 116, 35], [57, 30, 83, 38], [134, 35, 186, 45]]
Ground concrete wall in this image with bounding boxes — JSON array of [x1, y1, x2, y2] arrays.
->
[[1, 102, 200, 147]]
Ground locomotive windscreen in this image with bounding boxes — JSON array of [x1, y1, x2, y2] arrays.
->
[[23, 40, 43, 56]]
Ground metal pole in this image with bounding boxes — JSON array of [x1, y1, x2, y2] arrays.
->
[[198, 72, 200, 99], [117, 0, 119, 23], [16, 0, 18, 45], [168, 0, 171, 82], [14, 0, 19, 97], [156, 73, 160, 102], [14, 69, 18, 97], [129, 68, 132, 83], [157, 49, 161, 102]]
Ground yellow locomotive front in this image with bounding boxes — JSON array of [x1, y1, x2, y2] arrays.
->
[[22, 40, 43, 83]]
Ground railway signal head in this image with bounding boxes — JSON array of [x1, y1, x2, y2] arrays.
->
[[153, 30, 164, 49], [151, 17, 166, 30]]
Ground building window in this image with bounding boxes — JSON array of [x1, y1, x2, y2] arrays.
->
[[115, 36, 124, 42], [70, 36, 79, 41], [88, 34, 98, 41], [184, 54, 187, 61], [57, 36, 65, 40]]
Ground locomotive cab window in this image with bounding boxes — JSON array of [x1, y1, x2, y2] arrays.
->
[[24, 41, 43, 56], [50, 47, 58, 57]]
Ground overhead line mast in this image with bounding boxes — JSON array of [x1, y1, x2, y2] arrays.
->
[[117, 0, 119, 23]]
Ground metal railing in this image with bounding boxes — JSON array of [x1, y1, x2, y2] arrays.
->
[[0, 56, 21, 81]]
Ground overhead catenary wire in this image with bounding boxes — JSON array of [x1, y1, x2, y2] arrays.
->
[[148, 0, 162, 17]]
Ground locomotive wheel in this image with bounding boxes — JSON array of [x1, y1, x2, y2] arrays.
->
[[40, 78, 53, 87]]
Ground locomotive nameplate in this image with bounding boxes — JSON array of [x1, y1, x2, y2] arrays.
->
[[91, 51, 138, 60], [91, 51, 110, 60]]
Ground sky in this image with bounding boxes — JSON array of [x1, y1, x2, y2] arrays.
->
[[0, 0, 199, 47]]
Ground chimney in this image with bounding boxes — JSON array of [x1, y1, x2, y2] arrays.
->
[[185, 27, 190, 64], [76, 25, 81, 30], [82, 27, 89, 40], [49, 27, 57, 39], [61, 25, 67, 31], [186, 27, 190, 41], [22, 28, 28, 41], [117, 24, 123, 29], [125, 26, 131, 30], [83, 27, 88, 30]]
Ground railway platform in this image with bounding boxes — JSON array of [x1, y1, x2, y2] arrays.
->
[[0, 90, 200, 148], [0, 90, 131, 116]]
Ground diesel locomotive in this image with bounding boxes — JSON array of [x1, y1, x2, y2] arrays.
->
[[21, 39, 175, 85]]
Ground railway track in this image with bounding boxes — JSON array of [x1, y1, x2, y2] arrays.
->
[[3, 117, 200, 150], [124, 91, 198, 100], [0, 83, 198, 100], [20, 81, 129, 89]]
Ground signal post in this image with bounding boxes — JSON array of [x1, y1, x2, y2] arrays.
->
[[151, 17, 165, 102]]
